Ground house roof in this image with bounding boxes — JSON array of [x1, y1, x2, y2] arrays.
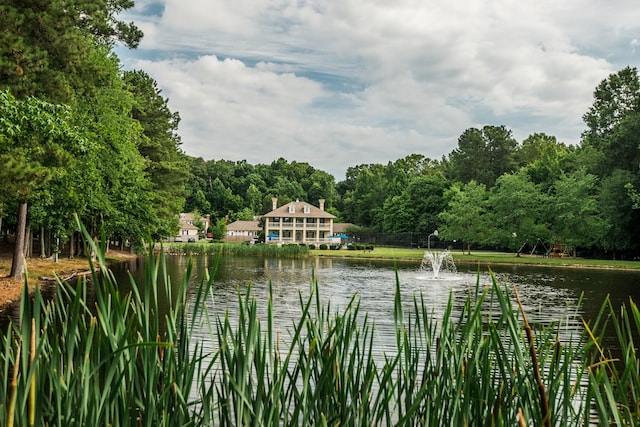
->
[[227, 220, 261, 232], [262, 200, 336, 219], [179, 223, 199, 231]]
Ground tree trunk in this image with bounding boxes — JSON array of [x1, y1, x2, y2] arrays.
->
[[54, 237, 59, 263], [10, 202, 28, 280], [25, 223, 32, 258], [40, 226, 46, 257], [69, 232, 75, 258]]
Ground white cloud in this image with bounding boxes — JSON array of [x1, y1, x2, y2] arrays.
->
[[116, 0, 640, 178]]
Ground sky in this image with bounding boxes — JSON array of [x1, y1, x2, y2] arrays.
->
[[115, 0, 640, 180]]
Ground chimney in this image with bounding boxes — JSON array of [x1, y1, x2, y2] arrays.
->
[[319, 199, 325, 211], [272, 197, 278, 210]]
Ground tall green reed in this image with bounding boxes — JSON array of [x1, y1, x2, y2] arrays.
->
[[167, 242, 309, 257], [583, 296, 640, 425], [0, 223, 220, 426]]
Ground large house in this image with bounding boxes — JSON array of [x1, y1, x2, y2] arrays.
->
[[263, 198, 336, 245]]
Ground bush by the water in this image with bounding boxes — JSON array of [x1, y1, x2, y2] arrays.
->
[[1, 225, 638, 426], [347, 243, 374, 251], [165, 241, 309, 257]]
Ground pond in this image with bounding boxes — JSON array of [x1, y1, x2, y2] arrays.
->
[[111, 254, 640, 358]]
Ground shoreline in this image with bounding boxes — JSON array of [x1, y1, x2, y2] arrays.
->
[[312, 250, 640, 272], [0, 250, 136, 311], [2, 248, 638, 309]]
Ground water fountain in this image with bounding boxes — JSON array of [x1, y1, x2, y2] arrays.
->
[[419, 249, 457, 279]]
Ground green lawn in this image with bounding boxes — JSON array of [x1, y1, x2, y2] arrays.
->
[[311, 247, 640, 270]]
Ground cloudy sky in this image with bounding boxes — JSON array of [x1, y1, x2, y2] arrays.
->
[[115, 0, 639, 179]]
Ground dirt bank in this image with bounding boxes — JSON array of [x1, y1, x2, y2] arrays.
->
[[0, 243, 136, 309]]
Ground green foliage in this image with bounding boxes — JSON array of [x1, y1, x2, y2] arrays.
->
[[547, 169, 605, 253], [183, 157, 339, 225], [583, 297, 640, 426], [0, 223, 213, 426], [488, 171, 549, 248], [438, 181, 490, 253], [166, 242, 309, 257], [382, 172, 449, 233], [0, 91, 83, 202], [446, 125, 518, 188], [339, 164, 390, 229], [210, 218, 227, 240], [123, 70, 190, 240], [582, 66, 640, 142], [599, 170, 639, 254], [0, 0, 141, 101]]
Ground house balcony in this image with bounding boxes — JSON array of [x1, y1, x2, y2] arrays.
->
[[267, 237, 337, 245], [267, 221, 331, 231]]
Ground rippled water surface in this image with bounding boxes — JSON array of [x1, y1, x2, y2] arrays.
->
[[112, 255, 640, 356]]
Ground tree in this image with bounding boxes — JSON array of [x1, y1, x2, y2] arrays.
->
[[0, 91, 83, 278], [339, 164, 389, 229], [446, 125, 518, 188], [599, 170, 640, 257], [382, 172, 449, 233], [211, 218, 227, 240], [123, 70, 190, 239], [208, 178, 243, 219], [581, 67, 640, 177], [546, 169, 604, 256], [245, 183, 263, 214], [438, 181, 490, 254], [582, 66, 640, 141], [0, 0, 142, 101], [0, 0, 149, 259], [488, 171, 549, 250], [579, 67, 640, 257]]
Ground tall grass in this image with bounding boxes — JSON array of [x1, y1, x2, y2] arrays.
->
[[1, 224, 638, 425], [167, 242, 309, 257]]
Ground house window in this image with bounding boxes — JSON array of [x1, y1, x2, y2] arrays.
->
[[288, 205, 295, 213], [306, 218, 316, 224], [303, 205, 310, 213]]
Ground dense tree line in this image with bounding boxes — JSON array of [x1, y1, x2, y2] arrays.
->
[[0, 0, 187, 278], [2, 0, 638, 278], [183, 157, 339, 223]]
